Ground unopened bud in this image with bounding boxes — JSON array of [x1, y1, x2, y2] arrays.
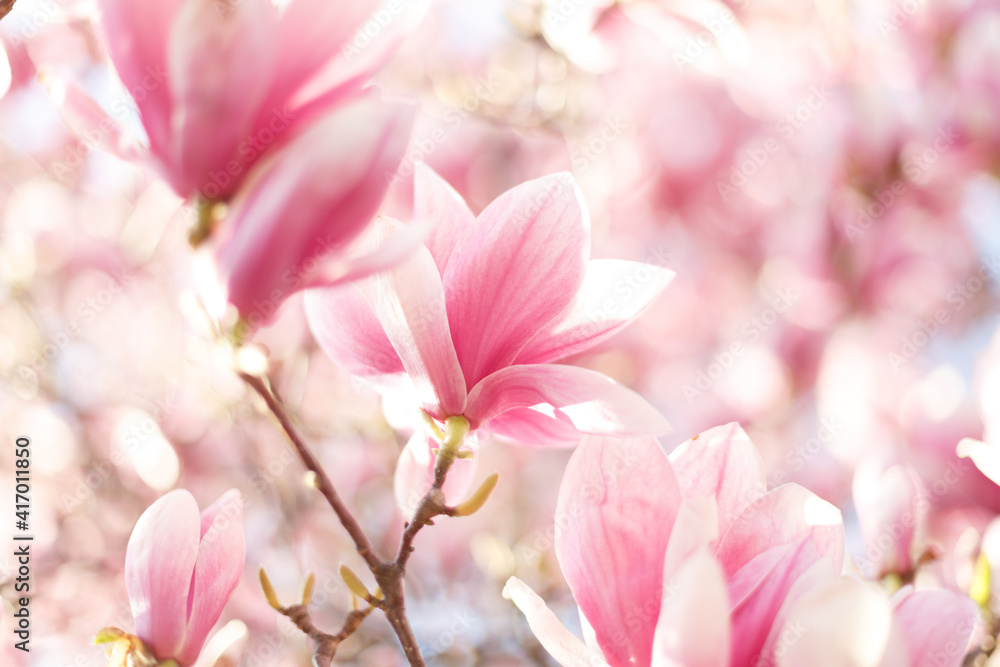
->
[[453, 473, 499, 517], [302, 572, 316, 606], [259, 567, 283, 610], [340, 564, 374, 602]]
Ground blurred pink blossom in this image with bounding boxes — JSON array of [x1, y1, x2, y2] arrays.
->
[[853, 462, 926, 578], [125, 489, 244, 666], [216, 92, 415, 323], [91, 0, 408, 199]]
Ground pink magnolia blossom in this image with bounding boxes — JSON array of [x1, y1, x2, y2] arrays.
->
[[216, 92, 415, 323], [304, 164, 673, 449], [125, 489, 245, 666], [773, 578, 979, 667], [504, 423, 847, 667], [504, 423, 978, 666], [92, 0, 417, 199], [853, 461, 926, 578]]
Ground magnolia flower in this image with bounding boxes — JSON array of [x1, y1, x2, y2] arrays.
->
[[504, 423, 847, 667], [305, 165, 673, 449], [217, 92, 415, 323], [89, 0, 419, 199], [773, 578, 978, 667], [103, 489, 245, 667], [853, 461, 926, 578], [505, 423, 978, 666]]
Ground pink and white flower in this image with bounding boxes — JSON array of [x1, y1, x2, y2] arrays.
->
[[90, 0, 419, 199], [305, 165, 673, 449], [125, 489, 244, 666], [504, 423, 978, 667]]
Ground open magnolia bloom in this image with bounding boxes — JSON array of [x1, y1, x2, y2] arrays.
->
[[98, 489, 244, 667], [305, 165, 673, 451], [43, 0, 421, 323], [214, 92, 415, 323], [503, 424, 978, 667], [76, 0, 423, 200]]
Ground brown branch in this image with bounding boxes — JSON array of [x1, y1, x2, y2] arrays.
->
[[0, 0, 16, 22], [242, 375, 485, 667], [281, 602, 374, 667], [240, 371, 429, 666], [395, 435, 464, 568], [239, 371, 382, 570]]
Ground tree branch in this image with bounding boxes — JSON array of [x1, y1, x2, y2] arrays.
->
[[239, 371, 382, 570]]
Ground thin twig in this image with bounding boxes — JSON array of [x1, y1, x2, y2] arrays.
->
[[240, 371, 430, 666], [239, 371, 382, 570], [281, 602, 374, 667], [395, 427, 466, 568]]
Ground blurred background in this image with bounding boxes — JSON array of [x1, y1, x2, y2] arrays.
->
[[1, 0, 1000, 664]]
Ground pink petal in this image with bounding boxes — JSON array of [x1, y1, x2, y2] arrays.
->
[[38, 68, 145, 164], [293, 0, 432, 106], [716, 483, 845, 580], [502, 577, 609, 667], [957, 437, 1000, 486], [775, 578, 907, 667], [219, 94, 414, 320], [265, 0, 383, 111], [652, 550, 730, 667], [757, 555, 841, 663], [167, 0, 278, 198], [302, 217, 432, 289], [304, 283, 404, 378], [487, 406, 592, 448], [393, 430, 478, 519], [662, 498, 719, 580], [514, 259, 674, 365], [668, 423, 767, 545], [413, 162, 475, 273], [96, 0, 182, 163], [371, 221, 467, 417], [894, 590, 979, 667], [853, 462, 924, 577], [555, 436, 681, 666], [727, 540, 836, 666], [442, 173, 589, 387], [125, 489, 201, 660], [464, 364, 671, 437], [178, 490, 245, 665]]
